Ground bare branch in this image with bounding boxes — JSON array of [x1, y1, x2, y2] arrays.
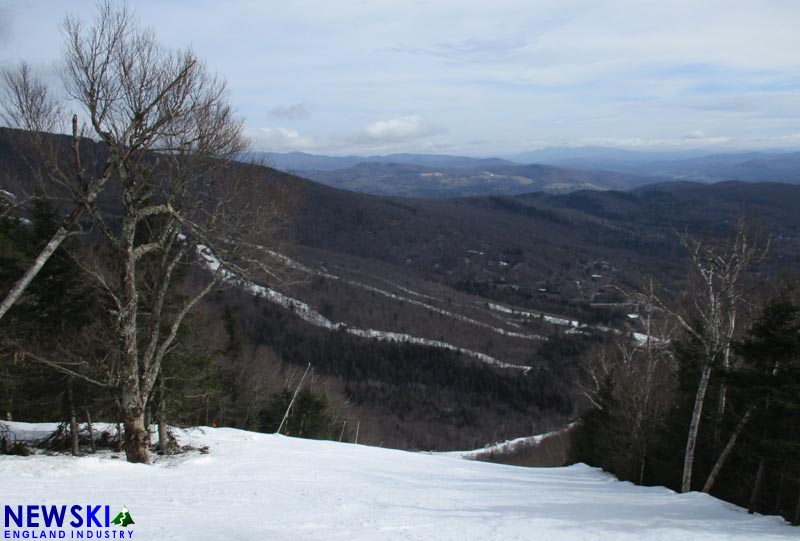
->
[[1, 63, 64, 134], [12, 347, 112, 389]]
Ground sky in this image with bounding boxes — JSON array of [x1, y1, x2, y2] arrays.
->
[[2, 0, 800, 156]]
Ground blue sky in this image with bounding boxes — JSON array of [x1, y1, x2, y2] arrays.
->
[[2, 0, 800, 155]]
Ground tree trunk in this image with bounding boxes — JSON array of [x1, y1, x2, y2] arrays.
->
[[85, 408, 96, 454], [773, 463, 787, 516], [115, 413, 122, 453], [277, 363, 311, 435], [0, 226, 71, 321], [792, 485, 800, 526], [158, 375, 167, 454], [67, 380, 79, 456], [713, 303, 738, 449], [682, 364, 713, 492], [638, 440, 647, 486], [145, 405, 151, 434], [748, 460, 766, 514], [120, 381, 150, 463], [123, 411, 150, 464], [158, 413, 168, 454], [712, 383, 726, 451], [118, 243, 148, 462], [703, 407, 752, 494]]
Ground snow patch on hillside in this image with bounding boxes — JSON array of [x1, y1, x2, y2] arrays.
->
[[280, 255, 545, 341], [198, 246, 530, 370], [445, 424, 576, 459], [487, 302, 579, 327]]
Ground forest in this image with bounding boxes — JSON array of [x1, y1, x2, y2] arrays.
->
[[571, 219, 800, 524]]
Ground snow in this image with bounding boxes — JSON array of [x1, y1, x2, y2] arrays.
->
[[487, 303, 580, 328], [631, 332, 669, 346], [348, 328, 530, 371], [196, 246, 532, 370], [0, 422, 794, 540], [230, 247, 543, 341], [444, 424, 575, 459], [334, 277, 543, 341]]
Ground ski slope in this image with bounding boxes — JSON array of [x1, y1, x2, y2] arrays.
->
[[0, 422, 794, 540]]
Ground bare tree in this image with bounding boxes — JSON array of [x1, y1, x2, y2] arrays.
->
[[2, 1, 293, 463], [664, 216, 768, 492], [0, 62, 64, 135], [580, 280, 676, 484]]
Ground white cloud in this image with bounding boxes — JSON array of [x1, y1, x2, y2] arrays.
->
[[247, 127, 319, 152], [580, 135, 732, 149], [247, 114, 447, 154], [359, 115, 445, 144]]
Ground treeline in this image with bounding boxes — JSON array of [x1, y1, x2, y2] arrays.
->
[[221, 297, 577, 450], [572, 218, 800, 524], [0, 200, 341, 449]]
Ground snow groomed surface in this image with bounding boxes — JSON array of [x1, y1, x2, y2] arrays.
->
[[0, 422, 794, 540]]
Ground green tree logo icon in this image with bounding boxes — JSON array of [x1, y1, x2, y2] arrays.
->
[[111, 506, 135, 527]]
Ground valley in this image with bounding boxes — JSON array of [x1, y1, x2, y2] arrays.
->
[[195, 165, 800, 450], [5, 126, 800, 451]]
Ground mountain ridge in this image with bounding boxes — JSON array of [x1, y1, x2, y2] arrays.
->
[[247, 148, 800, 198]]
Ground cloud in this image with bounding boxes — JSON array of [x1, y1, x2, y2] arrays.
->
[[393, 35, 532, 64], [247, 127, 319, 152], [6, 1, 800, 155], [7, 1, 800, 155], [247, 115, 447, 154], [357, 114, 446, 145], [268, 103, 312, 121], [581, 134, 732, 149], [684, 130, 707, 140]]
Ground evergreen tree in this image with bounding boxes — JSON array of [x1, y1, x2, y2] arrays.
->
[[260, 388, 334, 440], [0, 199, 108, 423], [732, 297, 800, 518]]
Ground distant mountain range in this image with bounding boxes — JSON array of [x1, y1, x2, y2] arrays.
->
[[292, 161, 654, 197], [241, 151, 516, 172], [244, 148, 800, 198], [514, 147, 800, 183]]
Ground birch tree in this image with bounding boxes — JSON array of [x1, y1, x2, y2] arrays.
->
[[668, 217, 768, 492]]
